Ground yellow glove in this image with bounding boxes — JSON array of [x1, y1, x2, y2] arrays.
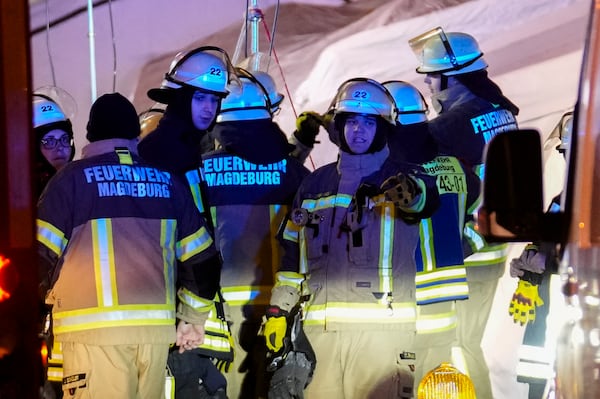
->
[[380, 173, 422, 209], [295, 111, 324, 147], [264, 306, 288, 353], [508, 279, 544, 326]]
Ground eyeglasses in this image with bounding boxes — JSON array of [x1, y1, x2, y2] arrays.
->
[[40, 135, 73, 150]]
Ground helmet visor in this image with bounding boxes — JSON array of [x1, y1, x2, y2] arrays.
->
[[33, 86, 77, 120], [409, 27, 459, 74]]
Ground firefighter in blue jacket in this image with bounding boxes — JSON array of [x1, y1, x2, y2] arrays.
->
[[37, 93, 222, 399], [409, 27, 520, 398], [383, 80, 481, 387], [187, 68, 310, 398], [264, 78, 440, 398]]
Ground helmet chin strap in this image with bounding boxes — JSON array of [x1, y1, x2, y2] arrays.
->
[[440, 75, 449, 91]]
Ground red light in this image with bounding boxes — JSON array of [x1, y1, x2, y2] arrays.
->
[[0, 254, 18, 302]]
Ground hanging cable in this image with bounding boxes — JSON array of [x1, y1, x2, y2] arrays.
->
[[267, 0, 280, 58], [44, 0, 57, 86], [261, 15, 317, 171], [107, 0, 118, 92]]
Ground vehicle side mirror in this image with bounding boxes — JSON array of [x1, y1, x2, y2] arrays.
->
[[477, 129, 545, 241]]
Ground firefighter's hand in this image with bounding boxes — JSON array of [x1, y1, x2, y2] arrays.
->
[[508, 279, 544, 326], [264, 306, 288, 353], [380, 173, 422, 209], [176, 320, 205, 353], [510, 244, 546, 278], [294, 112, 324, 147]]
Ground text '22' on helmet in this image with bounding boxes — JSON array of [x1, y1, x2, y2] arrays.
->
[[382, 80, 429, 125], [147, 46, 235, 104], [409, 27, 488, 76], [216, 68, 272, 123], [33, 94, 70, 129], [331, 78, 397, 125]]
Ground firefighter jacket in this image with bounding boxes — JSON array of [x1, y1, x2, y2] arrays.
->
[[415, 156, 481, 307], [37, 139, 220, 345], [429, 83, 519, 279], [277, 146, 439, 332], [188, 119, 310, 313], [428, 83, 519, 179]]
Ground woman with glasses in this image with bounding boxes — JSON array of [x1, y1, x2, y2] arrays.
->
[[33, 90, 76, 399], [33, 92, 76, 197]]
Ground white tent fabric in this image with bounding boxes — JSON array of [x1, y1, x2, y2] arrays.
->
[[29, 0, 591, 397]]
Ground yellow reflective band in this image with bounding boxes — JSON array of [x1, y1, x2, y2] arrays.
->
[[178, 287, 212, 310], [415, 267, 468, 284], [378, 205, 394, 294], [91, 219, 118, 307], [516, 361, 554, 379], [463, 222, 485, 251], [283, 220, 300, 243], [221, 286, 271, 306], [419, 218, 436, 270], [270, 204, 287, 278], [177, 225, 213, 262], [160, 219, 176, 305], [303, 302, 416, 325], [302, 193, 352, 211], [464, 244, 508, 266], [47, 367, 63, 381], [415, 284, 469, 302], [53, 305, 175, 334], [199, 334, 233, 352], [115, 148, 133, 165], [37, 219, 67, 256], [185, 169, 206, 213], [416, 307, 457, 334]]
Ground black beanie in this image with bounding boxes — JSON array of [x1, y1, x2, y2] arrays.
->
[[86, 93, 140, 142]]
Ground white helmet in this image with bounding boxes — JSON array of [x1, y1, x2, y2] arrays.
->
[[32, 86, 76, 129], [382, 80, 428, 125], [331, 78, 397, 125], [252, 71, 284, 113], [148, 46, 234, 103], [556, 111, 573, 153], [409, 27, 488, 75], [138, 104, 166, 140], [32, 95, 68, 129], [216, 69, 272, 123]]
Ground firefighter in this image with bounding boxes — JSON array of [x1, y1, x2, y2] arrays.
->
[[138, 46, 237, 175], [36, 93, 222, 398], [33, 90, 76, 197], [32, 89, 78, 399], [409, 27, 520, 398], [264, 78, 440, 398], [383, 80, 481, 388], [509, 111, 573, 399], [186, 68, 310, 398]]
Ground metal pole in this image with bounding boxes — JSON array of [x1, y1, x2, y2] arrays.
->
[[87, 0, 97, 103]]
